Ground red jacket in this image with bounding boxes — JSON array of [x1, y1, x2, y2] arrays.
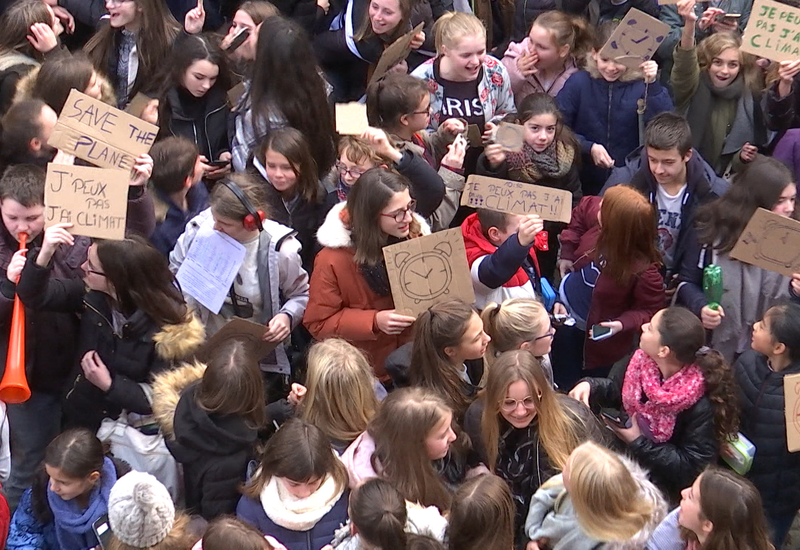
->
[[558, 196, 601, 270]]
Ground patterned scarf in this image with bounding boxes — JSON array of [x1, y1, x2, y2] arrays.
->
[[505, 141, 574, 183], [622, 349, 706, 443], [116, 30, 136, 106]]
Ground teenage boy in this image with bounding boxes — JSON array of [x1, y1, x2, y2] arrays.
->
[[0, 100, 58, 174], [148, 137, 209, 257], [0, 165, 90, 511]]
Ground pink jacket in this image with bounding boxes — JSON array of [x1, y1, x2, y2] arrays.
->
[[501, 39, 579, 107], [341, 431, 379, 489]]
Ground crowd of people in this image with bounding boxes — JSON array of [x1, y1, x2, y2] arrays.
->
[[0, 0, 796, 547]]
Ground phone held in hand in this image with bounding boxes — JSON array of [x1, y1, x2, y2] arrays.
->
[[600, 407, 632, 429], [92, 514, 113, 550], [590, 324, 613, 341], [224, 27, 250, 52]]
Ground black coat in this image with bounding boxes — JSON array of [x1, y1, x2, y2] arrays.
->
[[587, 373, 718, 502], [161, 85, 231, 162], [734, 350, 800, 517], [167, 383, 258, 520]]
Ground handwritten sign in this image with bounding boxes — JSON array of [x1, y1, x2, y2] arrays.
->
[[370, 22, 425, 85], [461, 175, 572, 224], [383, 228, 474, 317], [335, 102, 369, 135], [741, 0, 800, 61], [48, 90, 158, 171], [124, 93, 152, 118], [44, 164, 128, 240], [496, 122, 524, 152], [730, 208, 800, 277], [599, 8, 669, 69], [784, 372, 800, 452]]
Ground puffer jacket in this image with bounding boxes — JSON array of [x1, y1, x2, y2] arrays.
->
[[734, 350, 800, 517], [556, 56, 673, 196], [152, 363, 259, 520]]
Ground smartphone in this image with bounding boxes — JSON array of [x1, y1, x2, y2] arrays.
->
[[600, 407, 632, 429], [92, 514, 113, 550], [590, 324, 613, 341], [224, 27, 250, 52], [207, 159, 231, 168], [719, 12, 741, 23]]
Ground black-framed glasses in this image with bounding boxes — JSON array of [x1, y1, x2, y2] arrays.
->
[[534, 327, 556, 341], [380, 199, 417, 223], [335, 161, 366, 179]]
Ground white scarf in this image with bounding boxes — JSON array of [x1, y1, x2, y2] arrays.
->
[[260, 473, 345, 531]]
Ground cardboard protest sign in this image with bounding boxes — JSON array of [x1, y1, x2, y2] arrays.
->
[[196, 317, 278, 364], [784, 372, 800, 452], [599, 8, 669, 69], [370, 22, 425, 85], [461, 175, 572, 224], [741, 0, 800, 61], [48, 90, 158, 171], [44, 164, 128, 240], [730, 208, 800, 277], [227, 82, 246, 107], [383, 228, 474, 317], [465, 124, 482, 147], [495, 122, 525, 152], [124, 93, 152, 118], [657, 0, 678, 6], [335, 102, 370, 135]]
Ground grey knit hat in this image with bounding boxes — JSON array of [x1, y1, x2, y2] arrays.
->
[[108, 472, 175, 548]]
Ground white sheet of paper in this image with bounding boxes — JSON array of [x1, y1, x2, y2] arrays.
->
[[176, 225, 246, 314]]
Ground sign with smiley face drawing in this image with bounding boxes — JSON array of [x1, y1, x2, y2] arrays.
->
[[383, 228, 475, 317], [599, 8, 669, 70]]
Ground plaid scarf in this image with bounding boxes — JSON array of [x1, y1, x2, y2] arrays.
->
[[506, 141, 574, 183]]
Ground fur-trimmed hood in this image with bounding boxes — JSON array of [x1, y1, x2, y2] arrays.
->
[[316, 201, 432, 249], [14, 64, 117, 107], [151, 361, 207, 440], [584, 53, 643, 83], [152, 313, 206, 362]]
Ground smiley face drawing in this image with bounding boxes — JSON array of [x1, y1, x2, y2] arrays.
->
[[394, 241, 453, 303], [609, 18, 664, 61]]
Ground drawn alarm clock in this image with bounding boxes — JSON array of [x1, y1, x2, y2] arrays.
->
[[753, 221, 800, 269], [394, 241, 454, 303], [609, 18, 664, 61]]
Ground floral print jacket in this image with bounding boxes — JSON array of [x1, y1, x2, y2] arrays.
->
[[411, 55, 516, 130]]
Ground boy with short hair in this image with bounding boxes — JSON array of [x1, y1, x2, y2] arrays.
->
[[148, 137, 209, 256], [0, 165, 89, 510], [0, 100, 58, 174]]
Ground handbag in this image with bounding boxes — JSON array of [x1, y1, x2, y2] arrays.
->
[[96, 384, 182, 501]]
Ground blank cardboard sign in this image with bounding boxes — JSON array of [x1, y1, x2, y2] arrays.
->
[[730, 208, 800, 277], [383, 228, 475, 317], [784, 372, 800, 452], [599, 8, 669, 69], [44, 163, 128, 240], [48, 90, 158, 171], [370, 22, 425, 85], [741, 0, 800, 62], [335, 102, 370, 135], [461, 175, 572, 224]]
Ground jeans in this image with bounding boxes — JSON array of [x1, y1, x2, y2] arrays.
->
[[2, 392, 62, 512]]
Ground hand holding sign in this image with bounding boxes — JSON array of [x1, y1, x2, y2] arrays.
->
[[778, 60, 800, 98], [36, 223, 76, 267]]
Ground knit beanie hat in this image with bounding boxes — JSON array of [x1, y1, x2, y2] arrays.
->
[[108, 472, 175, 548]]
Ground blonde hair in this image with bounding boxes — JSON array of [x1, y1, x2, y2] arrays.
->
[[481, 350, 587, 470], [481, 299, 547, 365], [434, 12, 486, 54], [531, 12, 594, 61], [697, 32, 762, 93], [300, 338, 380, 446], [568, 442, 653, 542]]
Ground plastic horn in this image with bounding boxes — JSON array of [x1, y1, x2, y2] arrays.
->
[[0, 233, 30, 403]]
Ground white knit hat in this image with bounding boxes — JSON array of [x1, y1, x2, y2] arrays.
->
[[108, 472, 176, 548]]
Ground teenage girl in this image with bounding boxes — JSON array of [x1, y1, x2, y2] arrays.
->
[[648, 467, 773, 550], [570, 307, 740, 503], [446, 474, 516, 550], [236, 418, 349, 549], [303, 168, 427, 381], [673, 0, 765, 176], [525, 441, 666, 550], [197, 517, 286, 550], [463, 350, 605, 543], [734, 303, 800, 548], [21, 53, 108, 114], [686, 157, 798, 360], [409, 299, 490, 421], [84, 0, 180, 107], [556, 21, 672, 196], [341, 387, 464, 512], [7, 428, 127, 550], [250, 127, 332, 273], [221, 1, 277, 68], [502, 11, 592, 106]]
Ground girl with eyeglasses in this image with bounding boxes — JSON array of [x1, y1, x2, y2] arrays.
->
[[304, 168, 428, 383], [462, 349, 606, 546]]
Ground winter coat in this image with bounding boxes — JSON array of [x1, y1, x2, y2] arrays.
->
[[766, 76, 800, 134], [502, 46, 579, 106], [160, 84, 230, 162], [772, 128, 800, 183], [558, 196, 601, 269], [734, 350, 800, 517], [11, 250, 205, 431], [525, 455, 667, 550], [303, 202, 430, 380], [170, 209, 309, 374], [150, 183, 210, 257], [0, 50, 42, 117], [586, 370, 718, 502], [411, 55, 516, 131], [152, 363, 259, 520], [556, 57, 673, 196]]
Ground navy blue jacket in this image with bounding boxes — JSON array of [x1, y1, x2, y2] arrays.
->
[[556, 69, 673, 195], [150, 184, 209, 257]]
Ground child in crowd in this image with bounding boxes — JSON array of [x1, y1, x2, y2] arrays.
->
[[198, 517, 286, 550], [446, 474, 516, 550], [236, 418, 349, 549], [525, 441, 666, 549], [327, 136, 384, 204], [502, 11, 592, 106], [148, 137, 209, 257], [0, 100, 58, 173], [18, 53, 109, 114], [557, 21, 672, 196]]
